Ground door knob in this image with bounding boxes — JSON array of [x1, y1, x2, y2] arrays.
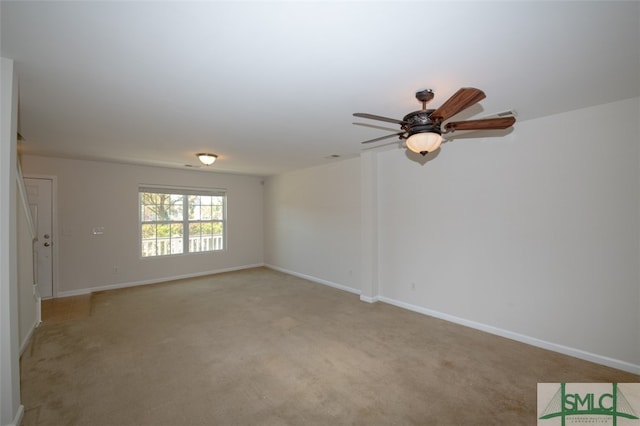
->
[[43, 242, 50, 247]]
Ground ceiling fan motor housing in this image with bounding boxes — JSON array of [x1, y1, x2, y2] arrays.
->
[[402, 110, 442, 137]]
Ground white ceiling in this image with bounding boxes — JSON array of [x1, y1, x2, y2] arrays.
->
[[2, 1, 639, 176]]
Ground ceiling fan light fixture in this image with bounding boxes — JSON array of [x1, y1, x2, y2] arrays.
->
[[197, 153, 218, 166], [406, 132, 442, 156]]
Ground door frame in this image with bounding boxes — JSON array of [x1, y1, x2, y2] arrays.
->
[[23, 173, 58, 299]]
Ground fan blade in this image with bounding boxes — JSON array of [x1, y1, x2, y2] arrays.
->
[[429, 87, 486, 122], [353, 113, 405, 125], [361, 132, 405, 144], [363, 140, 404, 151], [353, 122, 400, 132], [444, 116, 516, 132]]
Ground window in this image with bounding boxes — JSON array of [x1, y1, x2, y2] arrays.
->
[[139, 186, 226, 257]]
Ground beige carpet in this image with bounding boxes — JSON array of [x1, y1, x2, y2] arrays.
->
[[40, 294, 92, 324], [20, 267, 638, 425]]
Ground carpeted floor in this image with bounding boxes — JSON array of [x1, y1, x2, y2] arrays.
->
[[40, 294, 92, 324], [20, 267, 638, 425]]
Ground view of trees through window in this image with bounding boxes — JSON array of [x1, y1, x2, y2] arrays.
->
[[139, 188, 225, 257]]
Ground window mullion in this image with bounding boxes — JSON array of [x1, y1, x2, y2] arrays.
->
[[183, 195, 189, 253]]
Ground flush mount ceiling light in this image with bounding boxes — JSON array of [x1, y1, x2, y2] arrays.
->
[[197, 153, 217, 166], [354, 87, 516, 157]]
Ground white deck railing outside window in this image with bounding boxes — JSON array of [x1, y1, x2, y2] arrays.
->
[[142, 234, 223, 257]]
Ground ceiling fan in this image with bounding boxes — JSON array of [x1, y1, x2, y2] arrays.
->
[[353, 87, 516, 156]]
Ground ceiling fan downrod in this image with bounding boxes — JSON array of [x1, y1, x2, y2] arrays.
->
[[415, 89, 434, 111]]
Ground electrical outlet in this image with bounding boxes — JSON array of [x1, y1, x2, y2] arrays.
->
[[411, 282, 416, 291], [113, 266, 119, 274]]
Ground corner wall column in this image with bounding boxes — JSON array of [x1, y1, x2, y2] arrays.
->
[[1, 57, 24, 426], [360, 151, 379, 303]]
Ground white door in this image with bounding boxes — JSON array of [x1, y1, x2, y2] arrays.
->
[[24, 178, 54, 299]]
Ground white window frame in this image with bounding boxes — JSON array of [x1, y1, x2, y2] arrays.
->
[[139, 185, 227, 258]]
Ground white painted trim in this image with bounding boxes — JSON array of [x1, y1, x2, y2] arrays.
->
[[7, 404, 24, 426], [56, 263, 265, 297], [359, 295, 379, 303], [34, 284, 41, 326], [378, 296, 640, 375], [264, 264, 361, 296]]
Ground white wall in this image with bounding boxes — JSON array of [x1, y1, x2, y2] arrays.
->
[[264, 98, 640, 373], [264, 157, 361, 293], [20, 156, 264, 295], [377, 97, 639, 371], [1, 57, 23, 426]]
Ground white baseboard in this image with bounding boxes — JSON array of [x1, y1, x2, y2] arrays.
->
[[53, 265, 639, 375], [264, 264, 361, 296], [7, 404, 24, 426], [377, 296, 640, 376], [56, 264, 265, 298]]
